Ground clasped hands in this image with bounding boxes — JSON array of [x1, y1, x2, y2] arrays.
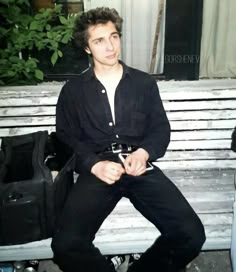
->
[[91, 148, 149, 184]]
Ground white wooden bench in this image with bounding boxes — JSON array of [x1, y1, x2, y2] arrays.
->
[[0, 79, 236, 262]]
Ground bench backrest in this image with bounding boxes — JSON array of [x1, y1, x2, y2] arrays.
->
[[157, 80, 236, 170], [1, 80, 236, 170]]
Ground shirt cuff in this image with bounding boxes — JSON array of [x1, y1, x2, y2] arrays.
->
[[74, 152, 102, 173]]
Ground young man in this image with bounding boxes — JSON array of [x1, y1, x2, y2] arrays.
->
[[51, 7, 206, 272]]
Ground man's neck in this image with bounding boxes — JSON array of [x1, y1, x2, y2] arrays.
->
[[94, 62, 123, 81]]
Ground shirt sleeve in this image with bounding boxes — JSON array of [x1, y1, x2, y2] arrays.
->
[[56, 84, 101, 173], [139, 81, 171, 161]]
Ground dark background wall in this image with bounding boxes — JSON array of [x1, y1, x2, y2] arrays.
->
[[163, 0, 203, 80]]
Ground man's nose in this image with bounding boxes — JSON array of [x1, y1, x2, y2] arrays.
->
[[106, 39, 114, 50]]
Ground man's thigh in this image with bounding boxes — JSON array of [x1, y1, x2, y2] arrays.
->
[[57, 173, 122, 239], [123, 167, 199, 235]]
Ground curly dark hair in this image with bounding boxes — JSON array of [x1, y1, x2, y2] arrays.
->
[[73, 7, 123, 49]]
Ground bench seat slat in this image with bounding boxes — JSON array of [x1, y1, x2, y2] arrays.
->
[[99, 212, 233, 229], [0, 236, 231, 261], [164, 169, 235, 191], [96, 225, 231, 243], [114, 201, 233, 214], [105, 194, 234, 214]]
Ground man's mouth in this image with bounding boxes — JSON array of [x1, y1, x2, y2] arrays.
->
[[106, 54, 116, 59]]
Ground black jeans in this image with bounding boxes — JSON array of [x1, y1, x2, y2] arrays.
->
[[51, 155, 205, 272]]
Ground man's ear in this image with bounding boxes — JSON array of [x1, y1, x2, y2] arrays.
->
[[85, 47, 91, 55]]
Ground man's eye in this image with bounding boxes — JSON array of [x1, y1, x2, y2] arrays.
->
[[95, 39, 103, 44]]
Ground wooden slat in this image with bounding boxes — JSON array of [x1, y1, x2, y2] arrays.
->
[[105, 189, 235, 214], [1, 109, 235, 127], [163, 168, 236, 179], [0, 97, 58, 107], [1, 78, 235, 95], [2, 128, 232, 141], [0, 127, 55, 137], [168, 139, 231, 150], [0, 85, 61, 95], [100, 213, 233, 228], [163, 150, 236, 161], [0, 234, 231, 261], [171, 130, 233, 140], [109, 197, 234, 214], [96, 224, 232, 249], [0, 116, 56, 127], [0, 79, 235, 100], [158, 79, 236, 92], [172, 150, 236, 161], [160, 89, 236, 100], [167, 109, 236, 121], [0, 106, 55, 117], [170, 119, 236, 130], [154, 159, 236, 170], [164, 100, 236, 111], [164, 169, 235, 188], [1, 118, 235, 131]]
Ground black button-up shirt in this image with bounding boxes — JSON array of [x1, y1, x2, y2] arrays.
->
[[56, 62, 170, 173]]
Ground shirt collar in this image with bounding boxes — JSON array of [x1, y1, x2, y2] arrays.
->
[[82, 60, 132, 82]]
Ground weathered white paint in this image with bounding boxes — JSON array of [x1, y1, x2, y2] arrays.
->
[[167, 110, 236, 120], [0, 127, 55, 137], [164, 100, 236, 111], [0, 106, 55, 117], [0, 79, 236, 262], [163, 150, 236, 160], [154, 159, 236, 170], [171, 130, 232, 140]]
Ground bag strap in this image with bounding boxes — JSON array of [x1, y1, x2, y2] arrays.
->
[[0, 137, 13, 184]]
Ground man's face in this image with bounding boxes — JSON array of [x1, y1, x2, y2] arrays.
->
[[85, 21, 121, 68]]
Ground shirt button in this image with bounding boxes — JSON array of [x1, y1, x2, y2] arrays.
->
[[101, 89, 106, 93], [109, 122, 113, 126], [116, 134, 119, 138]]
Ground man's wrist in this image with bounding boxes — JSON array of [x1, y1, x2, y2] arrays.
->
[[133, 148, 149, 161], [91, 161, 102, 175]]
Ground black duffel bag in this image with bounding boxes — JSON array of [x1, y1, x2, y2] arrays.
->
[[0, 131, 74, 245]]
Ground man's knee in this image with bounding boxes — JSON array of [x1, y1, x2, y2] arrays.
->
[[184, 215, 206, 253]]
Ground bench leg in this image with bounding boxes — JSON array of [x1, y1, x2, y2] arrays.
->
[[231, 196, 236, 271]]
